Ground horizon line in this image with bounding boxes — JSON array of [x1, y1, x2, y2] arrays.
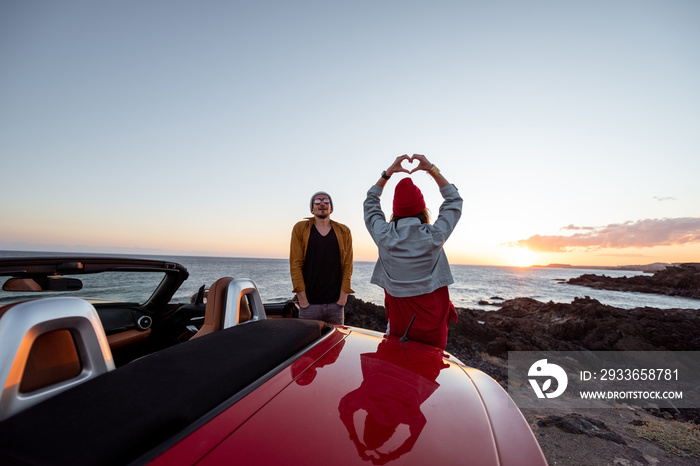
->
[[0, 247, 684, 270]]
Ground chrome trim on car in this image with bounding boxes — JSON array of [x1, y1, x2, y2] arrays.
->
[[0, 297, 115, 420], [223, 278, 267, 327]]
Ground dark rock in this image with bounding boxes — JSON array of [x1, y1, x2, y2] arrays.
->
[[478, 300, 501, 306], [567, 263, 700, 299], [458, 296, 700, 356], [344, 294, 386, 333], [538, 414, 627, 445]]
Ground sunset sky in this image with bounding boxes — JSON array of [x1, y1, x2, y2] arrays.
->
[[2, 1, 699, 267]]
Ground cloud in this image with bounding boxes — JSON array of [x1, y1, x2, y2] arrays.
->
[[598, 253, 650, 258], [561, 224, 595, 231], [653, 196, 677, 202], [508, 218, 700, 253]]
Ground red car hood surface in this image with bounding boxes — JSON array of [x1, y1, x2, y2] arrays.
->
[[153, 327, 546, 465]]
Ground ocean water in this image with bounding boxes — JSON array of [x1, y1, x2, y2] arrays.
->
[[2, 250, 699, 310]]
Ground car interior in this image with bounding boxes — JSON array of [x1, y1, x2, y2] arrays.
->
[[0, 258, 299, 366], [0, 257, 331, 464]]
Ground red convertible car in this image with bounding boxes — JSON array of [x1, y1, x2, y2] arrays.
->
[[0, 257, 546, 465]]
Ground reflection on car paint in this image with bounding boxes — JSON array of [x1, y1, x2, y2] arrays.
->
[[339, 340, 449, 464]]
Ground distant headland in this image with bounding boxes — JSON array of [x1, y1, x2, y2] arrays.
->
[[532, 262, 675, 273]]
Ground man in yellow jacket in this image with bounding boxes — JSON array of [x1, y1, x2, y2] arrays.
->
[[290, 191, 354, 324]]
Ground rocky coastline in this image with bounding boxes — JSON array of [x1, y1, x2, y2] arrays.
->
[[343, 293, 700, 463], [567, 263, 700, 300], [345, 294, 700, 392]]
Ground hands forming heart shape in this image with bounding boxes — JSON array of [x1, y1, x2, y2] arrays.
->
[[400, 157, 421, 173], [395, 153, 430, 174]]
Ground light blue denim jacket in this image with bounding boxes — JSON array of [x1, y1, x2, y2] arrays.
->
[[364, 183, 463, 298]]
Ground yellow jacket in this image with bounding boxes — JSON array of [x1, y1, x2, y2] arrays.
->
[[290, 218, 354, 295]]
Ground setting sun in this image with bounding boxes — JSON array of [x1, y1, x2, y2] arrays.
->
[[509, 247, 538, 268]]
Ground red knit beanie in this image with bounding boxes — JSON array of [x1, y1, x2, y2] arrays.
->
[[393, 178, 426, 217]]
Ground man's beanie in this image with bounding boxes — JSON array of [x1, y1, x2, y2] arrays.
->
[[310, 191, 333, 213], [393, 178, 426, 216]]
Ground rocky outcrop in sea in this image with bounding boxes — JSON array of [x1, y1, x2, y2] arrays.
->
[[567, 263, 700, 299], [454, 296, 700, 355]]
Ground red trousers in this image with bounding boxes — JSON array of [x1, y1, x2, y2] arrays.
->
[[384, 287, 458, 349]]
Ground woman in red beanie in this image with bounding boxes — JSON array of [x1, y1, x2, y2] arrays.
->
[[363, 154, 463, 349]]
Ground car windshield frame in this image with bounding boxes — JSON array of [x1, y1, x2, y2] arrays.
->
[[0, 257, 189, 309]]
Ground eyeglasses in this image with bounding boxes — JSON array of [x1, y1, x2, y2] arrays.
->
[[313, 198, 330, 205]]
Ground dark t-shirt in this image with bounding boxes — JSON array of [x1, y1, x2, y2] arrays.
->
[[303, 225, 342, 304]]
